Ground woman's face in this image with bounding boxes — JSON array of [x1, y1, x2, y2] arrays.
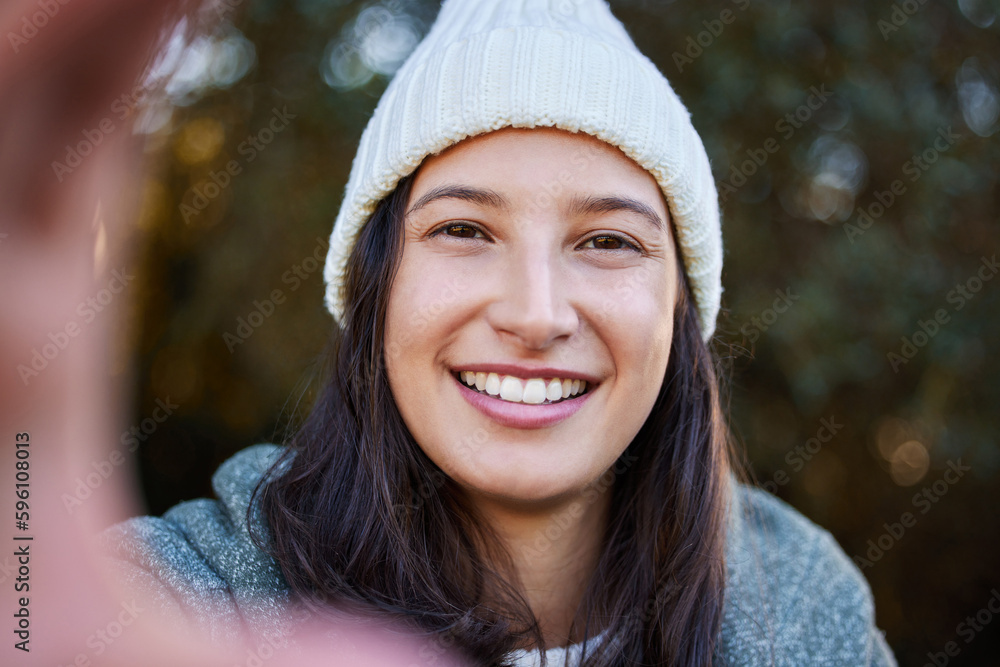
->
[[385, 127, 679, 506]]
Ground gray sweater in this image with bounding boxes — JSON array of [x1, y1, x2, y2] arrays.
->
[[101, 444, 896, 665]]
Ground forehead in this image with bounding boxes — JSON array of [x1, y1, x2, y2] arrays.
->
[[409, 127, 668, 216]]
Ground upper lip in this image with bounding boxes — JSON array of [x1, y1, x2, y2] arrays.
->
[[451, 363, 600, 384]]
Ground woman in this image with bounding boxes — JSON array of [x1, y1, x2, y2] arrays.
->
[[104, 0, 895, 664]]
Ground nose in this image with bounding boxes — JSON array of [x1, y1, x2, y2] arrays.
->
[[486, 246, 579, 350]]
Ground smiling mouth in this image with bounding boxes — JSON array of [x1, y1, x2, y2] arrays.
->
[[453, 371, 590, 405]]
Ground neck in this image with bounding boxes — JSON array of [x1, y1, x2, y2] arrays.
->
[[473, 485, 613, 650]]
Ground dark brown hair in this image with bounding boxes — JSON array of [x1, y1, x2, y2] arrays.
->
[[254, 172, 733, 665]]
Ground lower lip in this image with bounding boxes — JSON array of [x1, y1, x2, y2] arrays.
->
[[454, 375, 594, 429]]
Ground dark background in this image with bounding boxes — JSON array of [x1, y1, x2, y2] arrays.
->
[[114, 1, 999, 664]]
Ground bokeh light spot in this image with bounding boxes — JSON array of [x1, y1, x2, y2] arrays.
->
[[890, 440, 930, 486], [173, 117, 226, 166], [957, 58, 999, 137]]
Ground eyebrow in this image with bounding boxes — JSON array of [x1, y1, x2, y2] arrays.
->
[[568, 195, 665, 231], [405, 185, 665, 231], [405, 185, 511, 217]]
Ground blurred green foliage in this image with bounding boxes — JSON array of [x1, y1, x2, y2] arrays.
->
[[120, 1, 1000, 664]]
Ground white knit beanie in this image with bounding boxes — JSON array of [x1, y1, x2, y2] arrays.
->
[[323, 0, 723, 341]]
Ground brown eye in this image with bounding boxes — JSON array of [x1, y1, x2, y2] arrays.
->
[[593, 236, 622, 249], [582, 234, 638, 251], [442, 224, 482, 238]]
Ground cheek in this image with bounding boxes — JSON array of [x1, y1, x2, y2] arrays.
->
[[384, 247, 476, 396], [384, 295, 416, 383], [584, 267, 676, 376], [389, 247, 474, 332]]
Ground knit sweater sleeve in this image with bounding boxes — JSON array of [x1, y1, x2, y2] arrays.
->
[[97, 444, 296, 645], [718, 485, 897, 666]]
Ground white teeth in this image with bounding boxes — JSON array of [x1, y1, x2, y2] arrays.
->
[[546, 379, 563, 402], [522, 379, 547, 404], [499, 376, 523, 401], [457, 371, 592, 405], [485, 372, 501, 395]]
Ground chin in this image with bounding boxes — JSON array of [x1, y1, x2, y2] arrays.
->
[[449, 448, 599, 507]]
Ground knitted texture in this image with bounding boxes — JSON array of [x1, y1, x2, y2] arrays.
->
[[323, 0, 724, 340], [100, 445, 897, 664]]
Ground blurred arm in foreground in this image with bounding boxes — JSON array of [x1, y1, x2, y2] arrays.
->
[[0, 1, 451, 665]]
